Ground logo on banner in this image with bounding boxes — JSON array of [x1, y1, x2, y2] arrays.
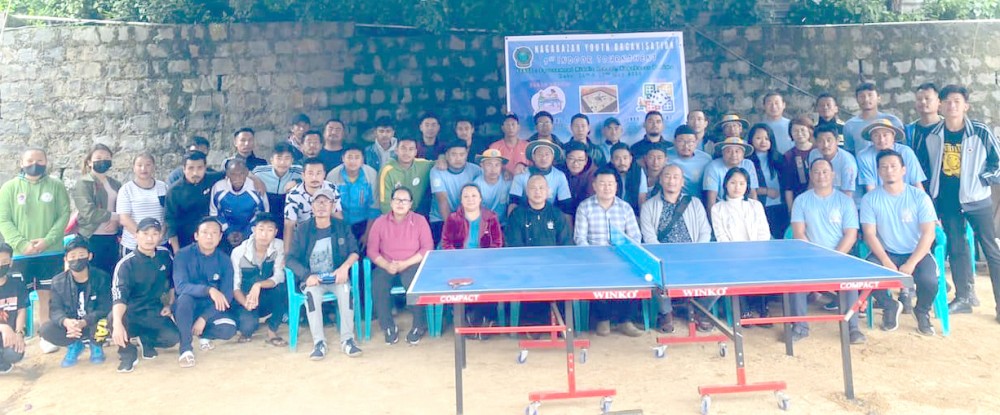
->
[[531, 87, 566, 115], [513, 47, 533, 69], [636, 82, 675, 113]]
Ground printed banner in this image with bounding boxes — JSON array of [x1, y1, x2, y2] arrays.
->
[[505, 32, 689, 145]]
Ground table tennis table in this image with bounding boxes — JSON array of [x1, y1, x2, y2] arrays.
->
[[407, 235, 910, 415]]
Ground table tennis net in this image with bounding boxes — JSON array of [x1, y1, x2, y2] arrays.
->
[[610, 227, 661, 282]]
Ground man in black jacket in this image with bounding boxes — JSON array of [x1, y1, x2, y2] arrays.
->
[[286, 188, 362, 360], [40, 236, 112, 368]]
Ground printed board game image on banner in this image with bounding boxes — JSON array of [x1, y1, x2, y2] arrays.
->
[[505, 32, 689, 145]]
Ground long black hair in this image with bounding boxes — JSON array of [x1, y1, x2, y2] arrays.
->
[[722, 167, 752, 201]]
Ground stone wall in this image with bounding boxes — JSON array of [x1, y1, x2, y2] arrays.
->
[[1, 20, 1000, 184]]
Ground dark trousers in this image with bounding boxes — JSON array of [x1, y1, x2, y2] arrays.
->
[[173, 294, 237, 354], [430, 221, 443, 248], [592, 300, 640, 324], [40, 320, 97, 346], [371, 265, 425, 331], [89, 234, 120, 277], [236, 287, 286, 336], [867, 252, 938, 316], [764, 204, 790, 240], [0, 333, 24, 365], [109, 310, 179, 363], [942, 205, 1000, 312]]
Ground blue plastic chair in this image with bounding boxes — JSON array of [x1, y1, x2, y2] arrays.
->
[[362, 259, 439, 341], [285, 265, 362, 351]]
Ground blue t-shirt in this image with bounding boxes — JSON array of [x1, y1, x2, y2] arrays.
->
[[764, 117, 794, 154], [843, 113, 905, 155], [808, 149, 858, 193], [510, 168, 572, 204], [859, 185, 937, 255], [429, 163, 483, 222], [466, 218, 481, 249], [667, 149, 711, 198], [702, 158, 760, 197], [473, 176, 511, 224], [857, 143, 926, 188], [791, 190, 859, 249]]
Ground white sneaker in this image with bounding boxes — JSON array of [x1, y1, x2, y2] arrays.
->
[[39, 338, 60, 354], [199, 339, 215, 351]]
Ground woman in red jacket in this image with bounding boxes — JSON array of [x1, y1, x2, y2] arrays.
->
[[441, 184, 503, 336]]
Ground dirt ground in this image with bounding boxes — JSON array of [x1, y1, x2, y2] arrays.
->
[[1, 278, 999, 415]]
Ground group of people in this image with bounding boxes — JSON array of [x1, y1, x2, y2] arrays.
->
[[1, 80, 998, 376]]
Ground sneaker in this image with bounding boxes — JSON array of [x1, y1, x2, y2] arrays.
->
[[178, 351, 196, 368], [739, 312, 755, 329], [384, 325, 399, 345], [757, 307, 774, 329], [881, 299, 902, 332], [117, 354, 139, 373], [406, 327, 425, 345], [785, 330, 808, 343], [0, 361, 12, 374], [140, 343, 158, 360], [198, 339, 215, 351], [970, 293, 981, 307], [310, 341, 327, 360], [849, 330, 867, 345], [61, 341, 85, 368], [900, 294, 914, 315], [342, 339, 363, 357], [40, 338, 60, 354], [657, 314, 675, 334], [948, 298, 973, 314], [618, 321, 643, 337], [595, 320, 612, 336], [822, 302, 839, 312], [915, 313, 936, 336], [89, 343, 106, 364], [695, 318, 714, 333]]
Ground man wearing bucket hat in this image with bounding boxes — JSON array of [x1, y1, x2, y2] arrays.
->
[[857, 118, 926, 193], [707, 114, 751, 156], [473, 149, 512, 225], [508, 140, 573, 215], [702, 136, 760, 213]]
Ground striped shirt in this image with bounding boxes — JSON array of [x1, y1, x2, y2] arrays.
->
[[573, 196, 641, 246], [283, 181, 341, 224], [116, 180, 168, 250]]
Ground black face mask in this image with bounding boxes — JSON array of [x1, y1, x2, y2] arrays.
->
[[0, 264, 9, 278], [68, 258, 89, 273], [92, 160, 112, 174], [23, 163, 46, 177]]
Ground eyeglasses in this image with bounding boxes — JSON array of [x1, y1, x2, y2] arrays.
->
[[566, 157, 588, 164], [392, 198, 413, 204]]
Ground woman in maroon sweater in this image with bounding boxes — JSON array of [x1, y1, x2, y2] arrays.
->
[[440, 184, 503, 335]]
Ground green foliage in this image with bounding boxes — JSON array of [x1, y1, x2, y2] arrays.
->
[[9, 0, 1000, 28]]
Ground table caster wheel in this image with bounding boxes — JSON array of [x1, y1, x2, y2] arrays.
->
[[600, 397, 612, 414], [579, 349, 588, 364], [525, 401, 540, 415], [517, 350, 529, 364], [653, 345, 667, 359], [700, 395, 711, 415], [718, 342, 728, 357], [776, 392, 790, 411]]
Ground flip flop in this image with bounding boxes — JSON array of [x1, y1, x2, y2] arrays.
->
[[237, 335, 253, 343], [266, 337, 287, 347]]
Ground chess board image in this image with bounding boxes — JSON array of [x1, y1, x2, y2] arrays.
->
[[579, 85, 620, 114]]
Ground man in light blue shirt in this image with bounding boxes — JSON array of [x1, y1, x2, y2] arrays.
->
[[702, 137, 760, 213], [509, 140, 572, 215], [668, 125, 712, 199], [859, 149, 938, 336], [472, 149, 512, 225], [430, 141, 482, 243], [761, 92, 794, 154], [857, 119, 926, 192], [790, 159, 863, 343], [843, 82, 905, 155], [809, 124, 858, 197]]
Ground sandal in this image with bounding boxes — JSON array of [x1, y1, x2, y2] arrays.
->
[[237, 335, 253, 344], [266, 337, 287, 347]]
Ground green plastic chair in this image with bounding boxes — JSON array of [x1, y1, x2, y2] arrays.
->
[[362, 259, 439, 341], [285, 265, 362, 351]]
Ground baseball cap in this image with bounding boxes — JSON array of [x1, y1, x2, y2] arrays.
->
[[312, 188, 337, 202], [137, 217, 163, 232]]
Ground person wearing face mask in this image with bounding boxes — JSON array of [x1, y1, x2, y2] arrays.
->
[[72, 144, 122, 276], [0, 243, 27, 374], [0, 148, 72, 328], [39, 236, 112, 368]]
